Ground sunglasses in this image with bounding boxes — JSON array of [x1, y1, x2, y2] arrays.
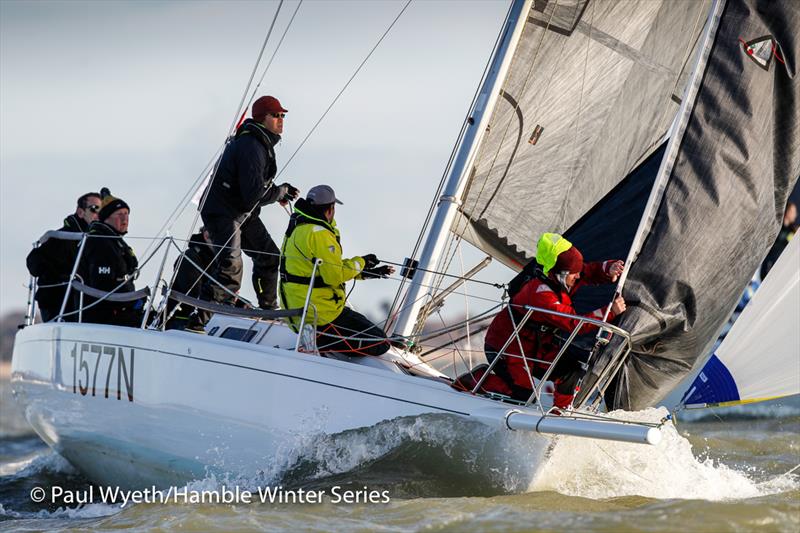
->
[[270, 113, 286, 119], [84, 204, 101, 213]]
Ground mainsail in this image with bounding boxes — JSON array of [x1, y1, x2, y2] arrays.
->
[[681, 236, 800, 408], [596, 0, 800, 410], [453, 0, 710, 268]]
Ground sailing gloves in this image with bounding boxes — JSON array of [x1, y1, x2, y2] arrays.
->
[[361, 254, 394, 278], [362, 254, 380, 269], [278, 183, 300, 205], [362, 265, 394, 279]]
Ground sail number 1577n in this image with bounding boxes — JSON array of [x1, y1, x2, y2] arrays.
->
[[68, 343, 134, 401]]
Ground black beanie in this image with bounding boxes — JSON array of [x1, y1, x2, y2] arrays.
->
[[98, 188, 130, 221]]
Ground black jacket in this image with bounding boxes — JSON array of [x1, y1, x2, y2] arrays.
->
[[78, 221, 141, 326], [201, 119, 284, 219], [26, 214, 89, 312], [80, 221, 138, 293]]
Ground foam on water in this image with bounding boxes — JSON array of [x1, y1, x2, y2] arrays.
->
[[530, 407, 800, 500], [0, 502, 120, 520]]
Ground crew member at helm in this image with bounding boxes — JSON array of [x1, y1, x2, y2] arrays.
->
[[457, 233, 626, 410]]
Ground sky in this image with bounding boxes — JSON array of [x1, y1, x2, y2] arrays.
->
[[0, 0, 515, 322]]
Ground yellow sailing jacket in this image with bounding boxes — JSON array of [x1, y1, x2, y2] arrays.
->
[[279, 207, 364, 329]]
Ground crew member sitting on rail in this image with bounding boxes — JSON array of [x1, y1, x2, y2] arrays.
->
[[26, 191, 101, 322], [454, 233, 626, 410], [279, 185, 394, 356], [79, 188, 144, 327]]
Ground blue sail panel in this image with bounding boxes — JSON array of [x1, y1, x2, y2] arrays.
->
[[681, 355, 740, 407]]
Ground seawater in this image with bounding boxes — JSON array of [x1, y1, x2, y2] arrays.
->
[[1, 397, 798, 532]]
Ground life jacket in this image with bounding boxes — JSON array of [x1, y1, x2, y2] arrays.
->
[[278, 199, 365, 329]]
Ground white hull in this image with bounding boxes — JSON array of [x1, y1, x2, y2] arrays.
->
[[9, 321, 530, 488], [11, 319, 659, 489]]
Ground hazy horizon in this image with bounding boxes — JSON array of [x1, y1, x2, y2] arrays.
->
[[1, 0, 516, 321]]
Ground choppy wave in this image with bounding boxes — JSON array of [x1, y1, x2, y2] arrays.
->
[[0, 447, 75, 479], [186, 414, 551, 497], [1, 407, 798, 529], [530, 407, 800, 500]]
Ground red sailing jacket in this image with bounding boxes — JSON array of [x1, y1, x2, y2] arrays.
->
[[484, 261, 617, 389]]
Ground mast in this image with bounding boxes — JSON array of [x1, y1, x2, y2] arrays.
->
[[392, 0, 532, 339]]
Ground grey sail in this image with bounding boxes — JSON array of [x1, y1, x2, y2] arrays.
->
[[454, 0, 710, 269], [600, 0, 800, 410]]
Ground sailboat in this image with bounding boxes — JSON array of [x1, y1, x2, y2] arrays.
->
[[10, 0, 798, 491], [681, 235, 800, 410]]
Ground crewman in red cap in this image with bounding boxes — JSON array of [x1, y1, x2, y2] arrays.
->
[[456, 233, 626, 410], [190, 95, 300, 330]]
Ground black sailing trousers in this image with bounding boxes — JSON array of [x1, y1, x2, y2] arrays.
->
[[316, 307, 390, 356], [199, 214, 280, 314]]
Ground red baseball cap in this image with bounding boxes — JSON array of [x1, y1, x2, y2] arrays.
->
[[252, 96, 288, 120]]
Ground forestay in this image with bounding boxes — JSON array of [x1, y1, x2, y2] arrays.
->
[[681, 236, 800, 408], [452, 0, 710, 268]]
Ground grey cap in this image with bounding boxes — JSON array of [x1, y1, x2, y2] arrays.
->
[[306, 184, 343, 206]]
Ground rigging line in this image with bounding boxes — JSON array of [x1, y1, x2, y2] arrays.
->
[[60, 235, 172, 321], [559, 0, 594, 231], [417, 305, 499, 343], [783, 464, 800, 477], [227, 0, 285, 136], [432, 1, 561, 304], [449, 0, 559, 241], [385, 0, 514, 327], [433, 309, 473, 379], [458, 245, 473, 366], [607, 0, 725, 307], [592, 441, 655, 483], [138, 144, 225, 262], [152, 2, 288, 313], [169, 0, 287, 299], [242, 1, 304, 121], [379, 258, 504, 289], [275, 0, 413, 180]]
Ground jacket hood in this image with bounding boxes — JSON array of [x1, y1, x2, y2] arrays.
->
[[64, 213, 89, 233], [293, 198, 336, 229], [284, 198, 338, 242]]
